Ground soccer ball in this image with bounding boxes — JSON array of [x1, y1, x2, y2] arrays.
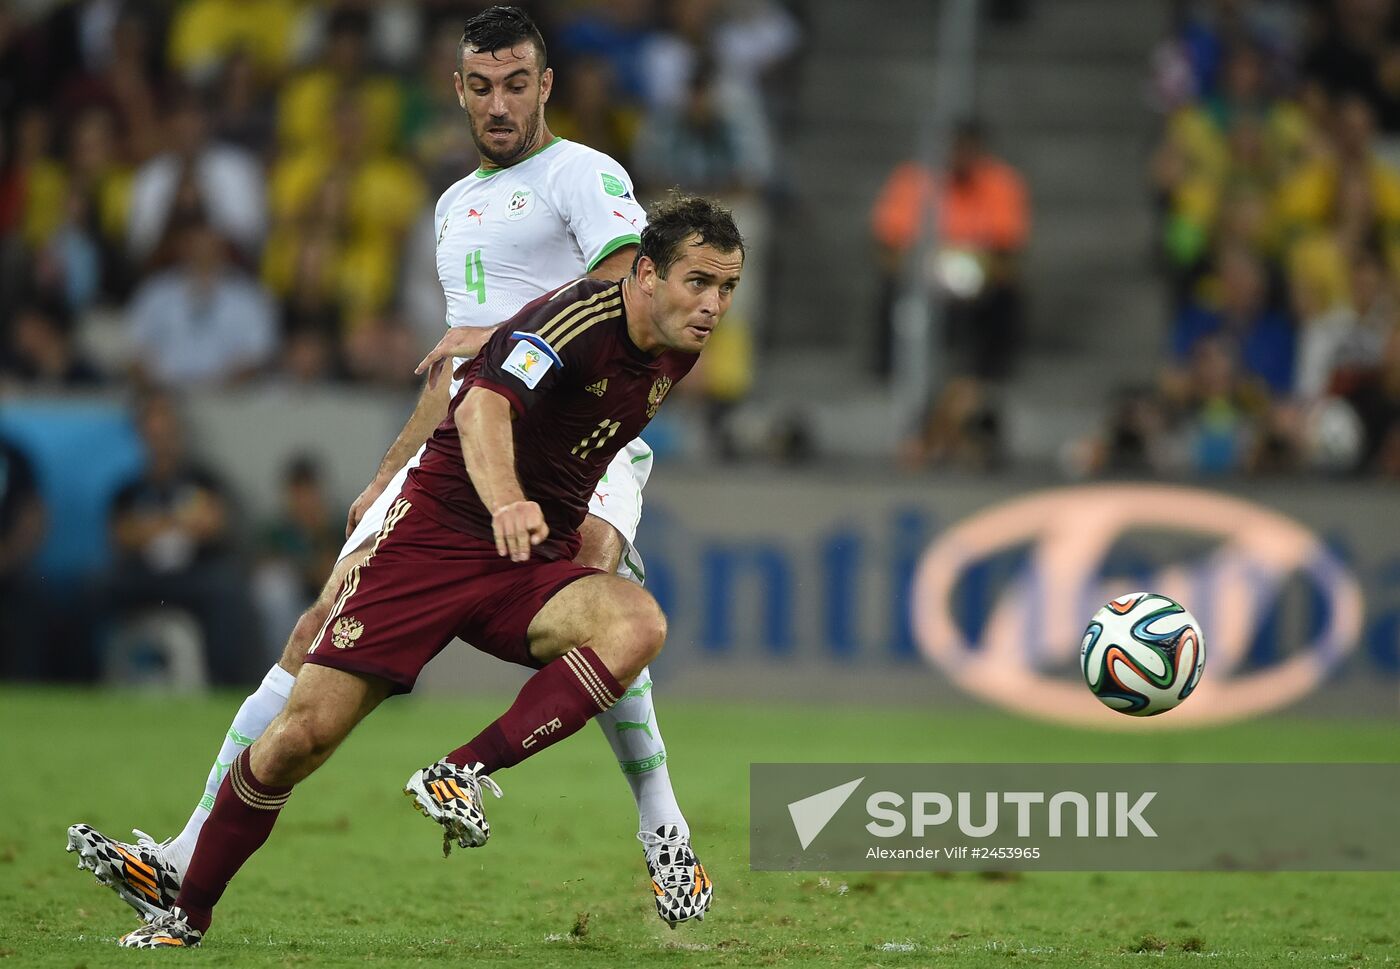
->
[[1080, 592, 1206, 717]]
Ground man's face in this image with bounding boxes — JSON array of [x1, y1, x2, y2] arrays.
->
[[182, 225, 224, 273], [139, 399, 184, 464], [1351, 256, 1385, 313], [1219, 251, 1264, 319], [641, 238, 743, 353], [170, 102, 206, 156], [455, 42, 552, 167], [1222, 48, 1263, 102], [287, 477, 325, 522]]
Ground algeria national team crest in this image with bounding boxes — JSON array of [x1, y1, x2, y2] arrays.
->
[[647, 375, 673, 418], [507, 189, 535, 221]]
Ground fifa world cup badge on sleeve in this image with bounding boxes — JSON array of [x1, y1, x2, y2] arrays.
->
[[503, 335, 557, 389], [598, 171, 636, 201]]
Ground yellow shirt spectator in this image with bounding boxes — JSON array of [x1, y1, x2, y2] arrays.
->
[[270, 148, 423, 236], [278, 71, 404, 154], [168, 0, 299, 81], [1275, 156, 1400, 231], [22, 162, 130, 249], [265, 145, 423, 314], [1159, 102, 1309, 264]]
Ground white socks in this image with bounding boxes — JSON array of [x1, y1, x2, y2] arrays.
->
[[595, 666, 688, 838], [165, 664, 295, 872]]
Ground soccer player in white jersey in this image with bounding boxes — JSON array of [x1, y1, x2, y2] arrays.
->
[[68, 6, 709, 929]]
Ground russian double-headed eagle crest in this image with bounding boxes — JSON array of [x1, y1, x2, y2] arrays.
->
[[646, 375, 673, 418], [332, 616, 365, 649]]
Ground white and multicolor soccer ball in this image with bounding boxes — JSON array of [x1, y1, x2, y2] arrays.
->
[[1080, 592, 1206, 717]]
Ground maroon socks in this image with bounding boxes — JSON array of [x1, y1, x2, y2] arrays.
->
[[446, 647, 622, 773], [174, 649, 624, 934], [176, 748, 291, 932]]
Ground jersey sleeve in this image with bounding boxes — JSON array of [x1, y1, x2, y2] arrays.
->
[[473, 279, 617, 413], [551, 147, 648, 272]]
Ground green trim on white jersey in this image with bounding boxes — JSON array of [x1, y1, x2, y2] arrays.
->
[[471, 136, 563, 178], [435, 139, 646, 342], [587, 233, 643, 271]]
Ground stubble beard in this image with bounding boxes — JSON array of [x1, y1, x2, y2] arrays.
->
[[472, 98, 543, 168]]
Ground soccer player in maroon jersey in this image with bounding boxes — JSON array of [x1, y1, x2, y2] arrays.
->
[[71, 8, 707, 931], [118, 195, 743, 949]]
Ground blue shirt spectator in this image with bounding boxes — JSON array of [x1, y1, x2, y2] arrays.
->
[[1172, 303, 1295, 395], [127, 221, 276, 387], [1172, 248, 1295, 396], [556, 2, 656, 102]]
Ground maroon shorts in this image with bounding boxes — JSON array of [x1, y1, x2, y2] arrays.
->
[[304, 497, 600, 693]]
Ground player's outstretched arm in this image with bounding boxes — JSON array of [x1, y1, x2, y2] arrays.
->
[[455, 386, 548, 561], [345, 374, 452, 536]]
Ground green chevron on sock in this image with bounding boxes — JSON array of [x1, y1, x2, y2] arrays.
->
[[622, 680, 653, 700], [614, 711, 654, 740]]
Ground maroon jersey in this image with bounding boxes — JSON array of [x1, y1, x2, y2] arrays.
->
[[404, 277, 694, 560]]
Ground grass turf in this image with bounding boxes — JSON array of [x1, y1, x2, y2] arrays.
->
[[1, 686, 1396, 967]]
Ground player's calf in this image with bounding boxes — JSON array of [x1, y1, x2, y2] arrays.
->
[[154, 667, 389, 943]]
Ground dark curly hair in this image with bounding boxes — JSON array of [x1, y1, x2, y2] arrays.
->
[[458, 6, 547, 71], [633, 193, 745, 278]]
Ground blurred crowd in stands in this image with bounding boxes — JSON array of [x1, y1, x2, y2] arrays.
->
[[1080, 0, 1400, 478], [0, 0, 799, 683], [10, 0, 1399, 687], [873, 119, 1030, 473], [0, 0, 796, 391]]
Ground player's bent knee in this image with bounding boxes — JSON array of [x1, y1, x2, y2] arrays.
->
[[634, 608, 667, 662], [606, 599, 667, 674]]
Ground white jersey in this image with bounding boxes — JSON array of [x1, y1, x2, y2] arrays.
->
[[338, 136, 654, 577], [434, 136, 646, 338]]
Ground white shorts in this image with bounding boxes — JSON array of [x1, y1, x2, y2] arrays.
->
[[337, 437, 653, 586]]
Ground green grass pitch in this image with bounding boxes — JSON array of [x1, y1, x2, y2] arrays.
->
[[1, 686, 1396, 967]]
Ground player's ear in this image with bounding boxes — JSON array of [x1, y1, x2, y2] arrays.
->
[[454, 71, 467, 110], [636, 255, 657, 295], [539, 67, 554, 105]]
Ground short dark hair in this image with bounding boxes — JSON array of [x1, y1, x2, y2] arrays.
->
[[633, 193, 745, 278], [459, 6, 547, 71], [284, 453, 323, 486], [327, 7, 370, 39], [953, 117, 985, 143], [16, 295, 71, 334]]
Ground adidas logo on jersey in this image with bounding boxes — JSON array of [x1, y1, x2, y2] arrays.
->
[[584, 379, 609, 397]]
